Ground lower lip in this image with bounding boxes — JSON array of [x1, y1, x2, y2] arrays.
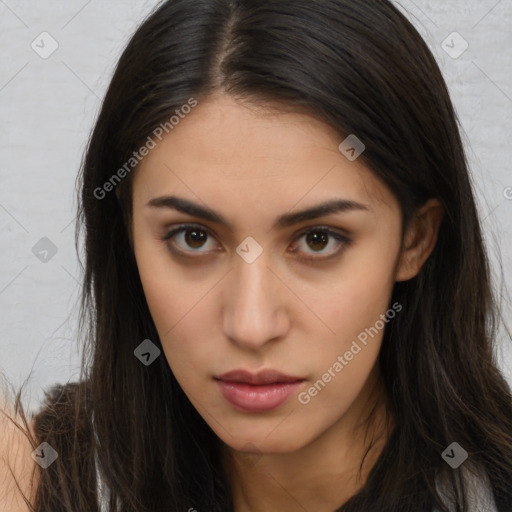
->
[[216, 380, 303, 413]]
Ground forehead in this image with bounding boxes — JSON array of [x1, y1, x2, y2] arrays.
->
[[132, 93, 397, 218]]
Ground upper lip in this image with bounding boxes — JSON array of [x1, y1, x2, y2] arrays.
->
[[216, 369, 304, 385]]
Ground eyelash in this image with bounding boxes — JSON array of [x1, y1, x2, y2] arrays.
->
[[160, 224, 351, 262]]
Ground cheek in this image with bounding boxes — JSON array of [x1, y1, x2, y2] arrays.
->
[[295, 272, 395, 425], [295, 241, 399, 401], [133, 226, 197, 331], [139, 274, 211, 395], [133, 245, 221, 385], [336, 263, 396, 331], [305, 242, 399, 350]]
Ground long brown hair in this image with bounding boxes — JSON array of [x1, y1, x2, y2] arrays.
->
[[5, 0, 512, 510]]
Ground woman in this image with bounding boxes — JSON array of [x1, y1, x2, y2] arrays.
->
[[1, 0, 511, 511]]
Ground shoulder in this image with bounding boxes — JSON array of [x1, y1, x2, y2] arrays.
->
[[0, 396, 39, 511], [0, 382, 91, 512]]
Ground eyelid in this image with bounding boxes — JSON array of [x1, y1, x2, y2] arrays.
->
[[160, 223, 351, 260]]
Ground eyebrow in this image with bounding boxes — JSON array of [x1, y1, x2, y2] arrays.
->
[[146, 195, 370, 230]]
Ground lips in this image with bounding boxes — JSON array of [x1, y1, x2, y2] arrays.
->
[[217, 369, 304, 385], [215, 369, 305, 412]]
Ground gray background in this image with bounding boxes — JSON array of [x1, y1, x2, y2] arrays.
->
[[0, 0, 511, 413]]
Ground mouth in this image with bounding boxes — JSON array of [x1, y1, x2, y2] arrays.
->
[[215, 369, 305, 413]]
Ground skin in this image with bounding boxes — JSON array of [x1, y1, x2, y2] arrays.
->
[[0, 395, 39, 512], [131, 92, 443, 512]]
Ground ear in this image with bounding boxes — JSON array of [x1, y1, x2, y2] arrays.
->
[[395, 198, 444, 282]]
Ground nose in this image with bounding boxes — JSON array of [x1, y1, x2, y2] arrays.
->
[[221, 250, 290, 351]]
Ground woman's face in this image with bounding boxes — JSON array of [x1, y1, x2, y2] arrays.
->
[[131, 92, 413, 454]]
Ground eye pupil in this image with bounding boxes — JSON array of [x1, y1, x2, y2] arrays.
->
[[306, 231, 328, 252], [185, 229, 207, 249]]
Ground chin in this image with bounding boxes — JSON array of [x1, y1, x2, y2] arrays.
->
[[218, 427, 311, 455]]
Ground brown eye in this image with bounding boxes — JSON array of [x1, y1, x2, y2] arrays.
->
[[183, 228, 208, 249], [162, 225, 219, 255], [289, 227, 351, 261], [306, 231, 329, 252]]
